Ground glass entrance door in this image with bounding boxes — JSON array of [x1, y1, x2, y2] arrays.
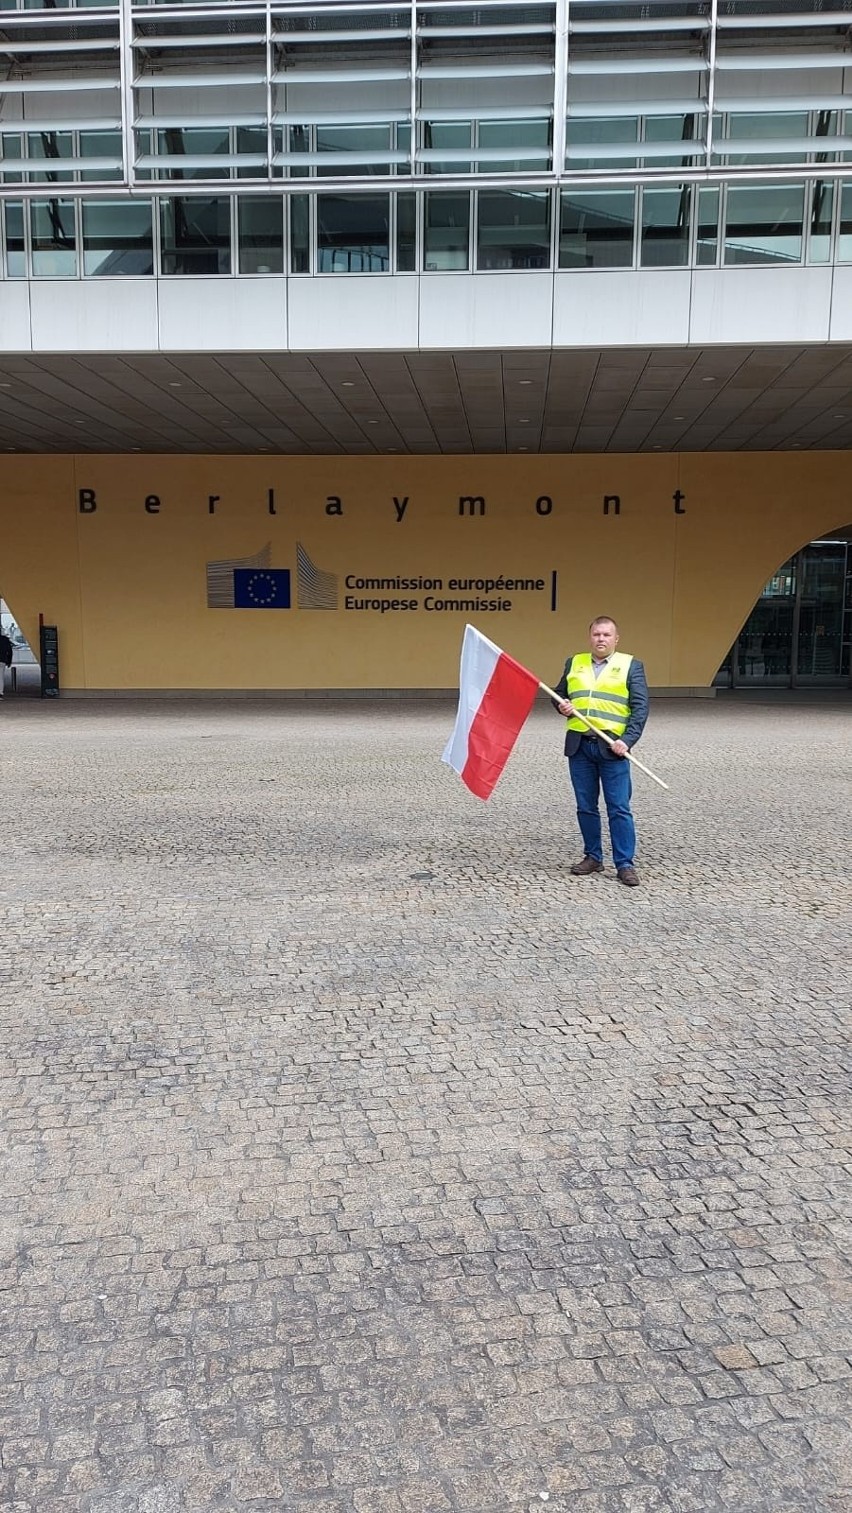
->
[[735, 557, 796, 684], [795, 541, 846, 683]]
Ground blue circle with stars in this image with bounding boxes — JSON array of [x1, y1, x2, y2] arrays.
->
[[246, 571, 277, 606]]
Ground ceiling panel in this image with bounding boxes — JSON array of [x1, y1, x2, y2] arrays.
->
[[2, 346, 852, 455]]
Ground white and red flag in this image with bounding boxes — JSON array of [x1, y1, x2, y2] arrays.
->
[[442, 624, 540, 800]]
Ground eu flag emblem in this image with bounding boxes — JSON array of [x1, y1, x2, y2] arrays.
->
[[233, 568, 291, 609]]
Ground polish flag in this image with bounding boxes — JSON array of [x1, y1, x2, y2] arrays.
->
[[442, 624, 541, 800]]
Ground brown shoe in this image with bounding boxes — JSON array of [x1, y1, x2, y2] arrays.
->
[[617, 866, 640, 887], [571, 856, 604, 876]]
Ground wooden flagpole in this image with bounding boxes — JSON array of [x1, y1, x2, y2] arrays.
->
[[537, 680, 670, 791]]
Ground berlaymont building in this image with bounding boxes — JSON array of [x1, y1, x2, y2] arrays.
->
[[1, 0, 851, 696]]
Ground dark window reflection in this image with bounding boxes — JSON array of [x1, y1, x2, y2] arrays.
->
[[160, 197, 230, 275], [477, 191, 550, 271], [317, 194, 389, 273]]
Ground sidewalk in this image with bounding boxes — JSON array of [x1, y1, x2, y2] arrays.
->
[[0, 698, 849, 1513]]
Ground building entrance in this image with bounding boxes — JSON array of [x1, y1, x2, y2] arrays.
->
[[717, 532, 852, 688]]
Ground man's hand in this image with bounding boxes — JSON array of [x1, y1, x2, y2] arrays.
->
[[557, 700, 575, 716], [611, 739, 629, 758]]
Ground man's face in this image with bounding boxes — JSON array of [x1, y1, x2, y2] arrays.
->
[[589, 620, 619, 659]]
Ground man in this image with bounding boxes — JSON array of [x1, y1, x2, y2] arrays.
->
[[0, 632, 12, 699], [554, 616, 649, 887]]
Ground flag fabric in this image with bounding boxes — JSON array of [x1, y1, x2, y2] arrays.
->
[[442, 624, 540, 800], [233, 567, 291, 609]]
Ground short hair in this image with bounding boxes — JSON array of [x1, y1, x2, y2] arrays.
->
[[589, 616, 619, 632]]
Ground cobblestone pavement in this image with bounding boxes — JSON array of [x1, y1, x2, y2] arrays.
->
[[0, 697, 850, 1513]]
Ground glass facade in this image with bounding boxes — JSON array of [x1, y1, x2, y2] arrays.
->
[[718, 535, 852, 687], [0, 1, 851, 278]]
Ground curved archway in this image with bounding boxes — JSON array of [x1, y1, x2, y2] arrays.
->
[[0, 596, 40, 697], [717, 525, 851, 688]]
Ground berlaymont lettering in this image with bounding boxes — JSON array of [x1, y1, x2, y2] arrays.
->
[[77, 487, 689, 518]]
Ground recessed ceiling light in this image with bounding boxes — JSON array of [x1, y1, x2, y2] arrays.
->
[[367, 419, 379, 425], [652, 444, 663, 450], [702, 376, 716, 383], [0, 383, 11, 389], [833, 413, 846, 419], [517, 445, 529, 452], [130, 446, 141, 452], [341, 381, 355, 387], [518, 379, 533, 385], [168, 381, 182, 388], [518, 418, 530, 424], [674, 415, 685, 420]]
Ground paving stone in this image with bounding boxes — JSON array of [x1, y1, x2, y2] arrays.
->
[[0, 697, 849, 1513]]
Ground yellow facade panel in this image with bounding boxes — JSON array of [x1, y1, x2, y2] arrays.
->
[[1, 452, 848, 692]]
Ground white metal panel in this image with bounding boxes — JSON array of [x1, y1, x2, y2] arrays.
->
[[157, 277, 288, 352], [9, 94, 121, 127], [287, 274, 418, 350], [29, 279, 158, 352], [689, 266, 833, 344], [715, 68, 847, 103], [421, 77, 551, 110], [0, 283, 32, 353], [276, 81, 410, 113], [827, 266, 852, 340], [419, 273, 554, 349], [553, 269, 690, 348]]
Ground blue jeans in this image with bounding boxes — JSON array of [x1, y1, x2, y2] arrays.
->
[[567, 740, 636, 871]]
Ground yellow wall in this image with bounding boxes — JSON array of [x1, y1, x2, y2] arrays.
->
[[1, 452, 849, 691]]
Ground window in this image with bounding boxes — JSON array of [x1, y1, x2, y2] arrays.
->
[[31, 199, 76, 276], [236, 127, 267, 180], [559, 189, 634, 269], [396, 123, 411, 175], [424, 192, 470, 271], [642, 114, 701, 169], [396, 192, 416, 272], [641, 187, 691, 268], [286, 126, 311, 179], [160, 198, 230, 275], [696, 187, 719, 266], [155, 129, 230, 180], [79, 131, 123, 182], [808, 182, 833, 265], [316, 125, 392, 177], [27, 130, 74, 183], [82, 200, 153, 275], [238, 198, 283, 274], [565, 117, 638, 171], [716, 112, 812, 167], [317, 194, 390, 273], [477, 119, 550, 174], [290, 193, 310, 272], [477, 190, 551, 271], [724, 183, 804, 266], [0, 135, 23, 184], [838, 182, 852, 261], [3, 200, 25, 277], [422, 122, 472, 175]]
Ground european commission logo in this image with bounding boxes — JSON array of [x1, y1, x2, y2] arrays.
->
[[206, 543, 338, 610]]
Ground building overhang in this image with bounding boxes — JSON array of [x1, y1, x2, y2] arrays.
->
[[2, 344, 852, 455]]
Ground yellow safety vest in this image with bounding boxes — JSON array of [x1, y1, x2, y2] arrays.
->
[[565, 651, 633, 738]]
